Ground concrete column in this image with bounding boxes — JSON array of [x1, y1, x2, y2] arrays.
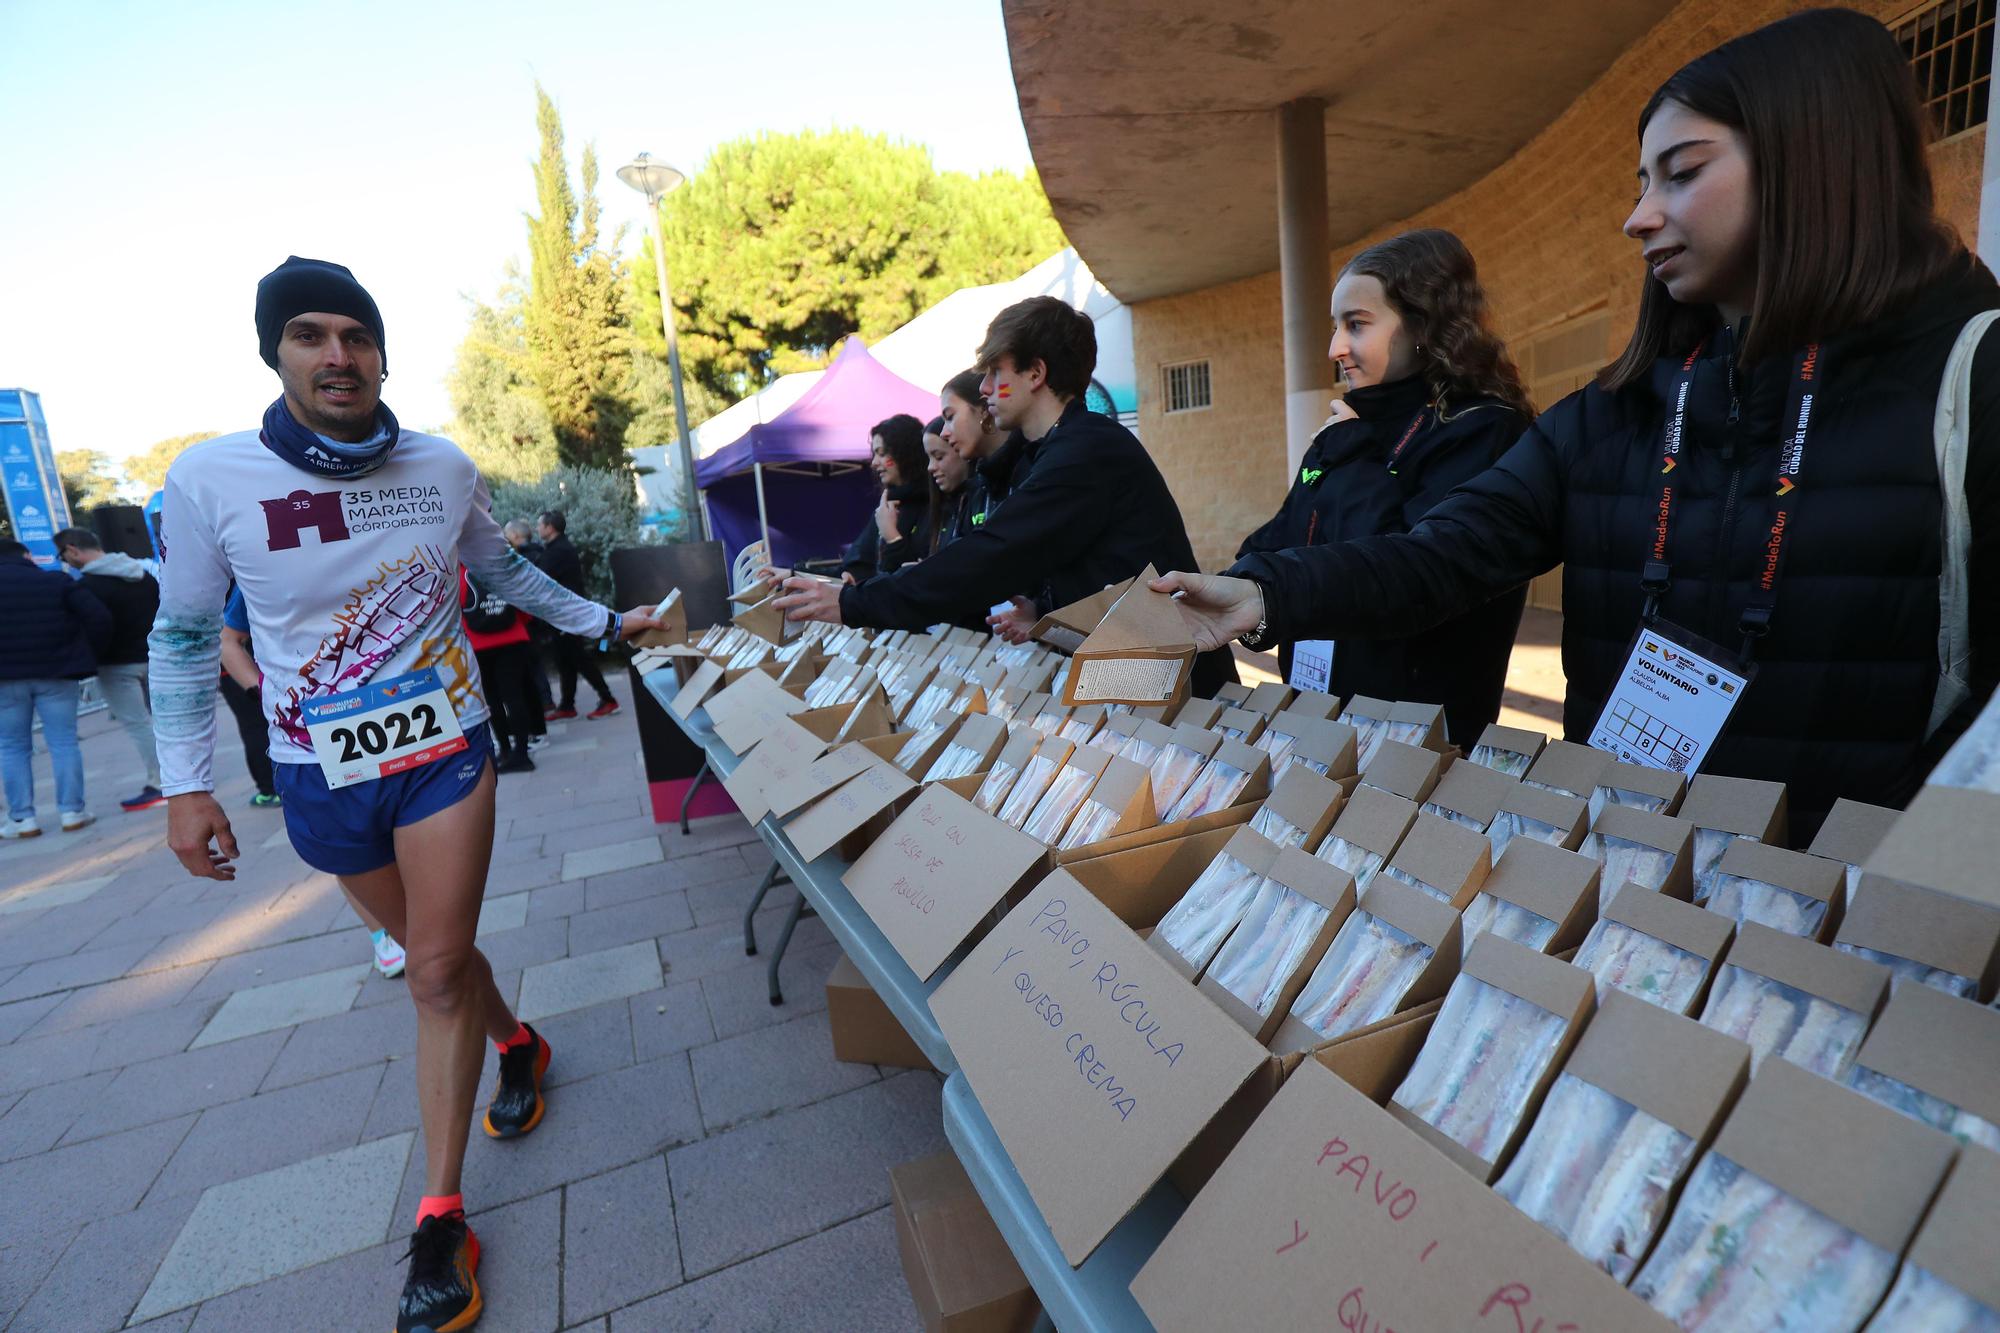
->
[[1276, 98, 1334, 475], [1981, 81, 2000, 264]]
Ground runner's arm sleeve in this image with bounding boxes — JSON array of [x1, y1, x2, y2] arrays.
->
[[147, 471, 232, 796], [458, 471, 611, 637]]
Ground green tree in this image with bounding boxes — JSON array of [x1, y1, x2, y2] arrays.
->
[[628, 129, 1067, 403], [123, 431, 220, 493], [489, 465, 643, 603], [55, 449, 124, 515], [524, 85, 631, 472], [446, 271, 561, 485]]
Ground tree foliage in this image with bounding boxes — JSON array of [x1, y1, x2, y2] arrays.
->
[[629, 129, 1067, 403], [123, 432, 220, 494], [447, 271, 561, 486], [488, 465, 644, 603], [523, 85, 632, 472], [55, 449, 124, 515]]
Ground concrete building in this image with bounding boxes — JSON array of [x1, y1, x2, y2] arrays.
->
[[1004, 0, 1996, 607]]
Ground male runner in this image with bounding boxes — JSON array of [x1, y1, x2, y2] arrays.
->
[[150, 256, 661, 1332]]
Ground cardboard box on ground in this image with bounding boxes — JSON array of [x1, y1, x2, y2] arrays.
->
[[825, 954, 933, 1071], [891, 1151, 1040, 1333]]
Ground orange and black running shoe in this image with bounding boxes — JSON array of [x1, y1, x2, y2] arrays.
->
[[482, 1024, 551, 1139], [395, 1210, 481, 1332]]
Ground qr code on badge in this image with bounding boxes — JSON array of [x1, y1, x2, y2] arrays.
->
[[1663, 746, 1689, 772]]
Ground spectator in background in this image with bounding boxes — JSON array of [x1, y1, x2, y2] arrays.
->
[[217, 587, 281, 809], [537, 509, 619, 719], [838, 415, 929, 582], [461, 567, 543, 774], [0, 537, 108, 836], [55, 526, 166, 811], [503, 519, 554, 742]]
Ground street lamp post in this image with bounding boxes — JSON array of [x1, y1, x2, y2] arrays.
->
[[615, 153, 705, 541]]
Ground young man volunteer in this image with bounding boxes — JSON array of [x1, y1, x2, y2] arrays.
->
[[150, 256, 661, 1332], [772, 296, 1237, 696]]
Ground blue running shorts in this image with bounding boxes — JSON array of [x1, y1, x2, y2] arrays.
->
[[273, 723, 493, 876]]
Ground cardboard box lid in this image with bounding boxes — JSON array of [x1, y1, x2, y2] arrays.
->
[[1852, 980, 2000, 1132], [1216, 824, 1285, 879], [1327, 784, 1419, 859], [1214, 706, 1266, 741], [1283, 689, 1338, 721], [1386, 699, 1447, 739], [1474, 722, 1547, 760], [1423, 759, 1518, 826], [668, 658, 725, 718], [1264, 845, 1356, 914], [1564, 990, 1751, 1141], [1174, 699, 1225, 732], [762, 740, 881, 820], [1806, 797, 1901, 868], [1726, 921, 1889, 1017], [1711, 1054, 1956, 1255], [1591, 803, 1695, 858], [1099, 711, 1144, 745], [949, 711, 1009, 759], [1866, 783, 2000, 910], [1068, 568, 1189, 655], [1383, 812, 1491, 901], [1715, 839, 1843, 906], [1679, 773, 1789, 842], [1595, 759, 1686, 807], [1907, 1146, 2000, 1312], [1524, 739, 1612, 798], [1339, 693, 1395, 723], [780, 759, 917, 862], [1358, 874, 1463, 952], [1065, 570, 1198, 707], [1482, 837, 1601, 927], [890, 1151, 1032, 1323], [1242, 682, 1295, 717], [1130, 718, 1177, 754], [1214, 682, 1252, 705], [1462, 930, 1595, 1020], [1030, 577, 1135, 653], [1208, 735, 1270, 784], [1260, 765, 1345, 839], [990, 726, 1043, 775], [1359, 739, 1442, 803], [1131, 1061, 1675, 1332], [1603, 882, 1736, 962], [1165, 721, 1224, 763], [718, 714, 830, 822], [1282, 717, 1358, 779], [1837, 873, 2000, 981], [929, 872, 1272, 1266]]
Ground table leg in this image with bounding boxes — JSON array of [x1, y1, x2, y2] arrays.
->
[[741, 859, 788, 957], [768, 889, 808, 1005], [678, 760, 711, 835]]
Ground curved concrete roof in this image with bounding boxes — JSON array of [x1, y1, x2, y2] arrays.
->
[[1005, 0, 1678, 302]]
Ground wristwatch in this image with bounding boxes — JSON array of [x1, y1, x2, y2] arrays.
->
[[1238, 584, 1272, 651]]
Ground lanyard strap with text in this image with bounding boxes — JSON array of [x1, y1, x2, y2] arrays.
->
[[1384, 409, 1428, 475], [1641, 340, 1823, 663]]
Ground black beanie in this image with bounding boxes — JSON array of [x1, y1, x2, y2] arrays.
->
[[255, 256, 387, 374]]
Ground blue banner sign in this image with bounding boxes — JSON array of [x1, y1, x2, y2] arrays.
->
[[0, 389, 72, 567]]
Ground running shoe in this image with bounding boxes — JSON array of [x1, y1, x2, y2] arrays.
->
[[120, 786, 166, 812], [251, 792, 283, 808], [1, 817, 39, 839], [60, 812, 95, 833], [483, 1025, 551, 1139], [525, 735, 550, 751], [543, 707, 577, 721], [371, 929, 406, 979], [586, 699, 619, 720], [493, 752, 535, 775], [395, 1210, 482, 1333]]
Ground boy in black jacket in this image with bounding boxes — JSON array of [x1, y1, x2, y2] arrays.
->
[[56, 527, 165, 810]]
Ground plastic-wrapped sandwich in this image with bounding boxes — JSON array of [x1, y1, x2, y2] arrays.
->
[[1697, 922, 1889, 1079]]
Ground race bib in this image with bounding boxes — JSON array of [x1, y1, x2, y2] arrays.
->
[[1289, 640, 1335, 693], [1587, 623, 1752, 776], [302, 667, 468, 789]]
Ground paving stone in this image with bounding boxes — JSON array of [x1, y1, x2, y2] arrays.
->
[[132, 1131, 414, 1322], [629, 981, 714, 1062], [688, 1011, 878, 1133], [517, 941, 662, 1023], [567, 893, 695, 956], [533, 996, 635, 1089], [86, 897, 232, 950], [182, 1236, 398, 1333], [561, 836, 664, 883], [0, 1220, 81, 1329], [579, 862, 686, 912], [476, 891, 531, 936], [670, 1073, 945, 1278], [465, 1189, 563, 1333], [129, 1310, 197, 1332], [23, 961, 212, 1038], [608, 1207, 919, 1333], [0, 1115, 195, 1246], [663, 814, 764, 857], [485, 855, 568, 895], [564, 1321, 608, 1332], [192, 964, 367, 1048], [259, 826, 291, 850], [150, 1064, 383, 1200], [507, 795, 644, 841], [179, 929, 373, 1001], [0, 872, 114, 916], [0, 1025, 100, 1095], [562, 1156, 681, 1323], [9, 1189, 199, 1332], [0, 910, 116, 971], [682, 870, 780, 928], [658, 912, 817, 986], [89, 996, 222, 1073], [541, 814, 671, 861], [356, 1053, 453, 1142], [698, 940, 841, 1041], [526, 880, 585, 921], [259, 996, 415, 1091], [0, 1069, 117, 1162], [62, 1031, 287, 1145], [0, 993, 63, 1046], [0, 939, 156, 1003]]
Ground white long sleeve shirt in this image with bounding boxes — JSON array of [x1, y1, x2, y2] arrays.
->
[[149, 429, 611, 794]]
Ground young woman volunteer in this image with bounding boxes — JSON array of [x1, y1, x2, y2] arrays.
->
[[838, 413, 929, 582], [1233, 228, 1533, 745], [1157, 8, 1999, 836], [939, 366, 1018, 531], [921, 415, 976, 553]]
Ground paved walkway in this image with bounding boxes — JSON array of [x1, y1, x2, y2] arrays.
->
[[0, 690, 934, 1331]]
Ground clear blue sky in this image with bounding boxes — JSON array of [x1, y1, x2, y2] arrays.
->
[[0, 0, 1036, 472]]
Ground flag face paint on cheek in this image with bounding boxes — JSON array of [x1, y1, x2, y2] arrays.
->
[[996, 383, 1012, 399]]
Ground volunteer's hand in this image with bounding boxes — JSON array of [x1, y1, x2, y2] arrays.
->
[[987, 594, 1038, 644], [754, 564, 792, 588], [841, 572, 857, 586], [615, 606, 665, 641], [1321, 397, 1359, 429], [167, 792, 239, 881], [773, 575, 846, 625], [875, 492, 904, 542], [1149, 571, 1266, 651]]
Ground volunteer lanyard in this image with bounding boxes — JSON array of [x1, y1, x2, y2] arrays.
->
[[1640, 339, 1824, 662]]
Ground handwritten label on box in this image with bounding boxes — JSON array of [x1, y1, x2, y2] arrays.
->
[[781, 759, 916, 862], [719, 716, 827, 823]]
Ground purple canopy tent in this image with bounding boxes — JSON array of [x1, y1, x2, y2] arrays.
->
[[693, 337, 938, 576]]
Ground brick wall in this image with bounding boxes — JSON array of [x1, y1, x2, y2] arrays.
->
[[1132, 0, 1989, 573]]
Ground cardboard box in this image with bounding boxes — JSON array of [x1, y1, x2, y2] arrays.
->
[[781, 759, 918, 863], [668, 658, 725, 719], [704, 669, 803, 751], [1471, 836, 1601, 954], [1242, 681, 1296, 717], [1489, 780, 1589, 853], [761, 740, 885, 822], [1587, 883, 1735, 1014], [1563, 988, 1750, 1151], [923, 713, 1010, 784], [1310, 996, 1445, 1101], [891, 1151, 1039, 1333], [1357, 739, 1442, 804], [1711, 838, 1844, 941], [732, 589, 800, 646], [1524, 738, 1613, 799], [1212, 705, 1267, 745], [1471, 721, 1547, 773], [1251, 765, 1346, 850], [1806, 797, 1900, 904], [1063, 568, 1198, 708], [1678, 772, 1789, 846], [1847, 980, 2000, 1142], [1834, 873, 2000, 999], [1088, 710, 1143, 756], [1323, 782, 1419, 866], [1276, 715, 1359, 781], [1213, 682, 1252, 706], [1196, 848, 1356, 1043], [1067, 821, 1255, 928], [970, 727, 1045, 815], [1714, 921, 1892, 1060], [1049, 753, 1158, 857], [1143, 825, 1285, 979], [718, 715, 831, 822], [1171, 698, 1225, 733], [1866, 780, 2000, 913], [929, 872, 1273, 1266], [1165, 736, 1271, 823], [1131, 1060, 1673, 1332], [868, 716, 963, 781], [1591, 759, 1686, 816], [1902, 1145, 2000, 1317], [1268, 875, 1464, 1057], [1019, 743, 1117, 846], [1379, 811, 1491, 910], [1056, 703, 1106, 746], [1030, 577, 1136, 654], [1584, 804, 1696, 905], [826, 954, 934, 1070], [1419, 757, 1518, 831], [1284, 688, 1339, 721], [1388, 934, 1596, 1181]]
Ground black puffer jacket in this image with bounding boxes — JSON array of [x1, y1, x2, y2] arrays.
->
[[76, 553, 161, 666], [839, 481, 927, 581], [0, 556, 111, 681], [1232, 376, 1530, 745], [1235, 260, 2000, 835], [843, 401, 1238, 695]]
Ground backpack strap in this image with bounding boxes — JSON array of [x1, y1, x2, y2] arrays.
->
[[1927, 309, 2000, 739]]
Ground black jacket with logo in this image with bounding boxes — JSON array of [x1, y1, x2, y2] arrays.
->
[[841, 400, 1238, 695], [76, 554, 161, 667], [1233, 259, 2000, 834], [1232, 376, 1530, 745]]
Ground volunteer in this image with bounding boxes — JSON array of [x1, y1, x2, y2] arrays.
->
[[837, 413, 929, 582], [1233, 229, 1533, 744], [921, 415, 975, 552], [1156, 9, 1999, 836], [939, 366, 1018, 533], [775, 296, 1240, 697], [149, 256, 662, 1332]]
